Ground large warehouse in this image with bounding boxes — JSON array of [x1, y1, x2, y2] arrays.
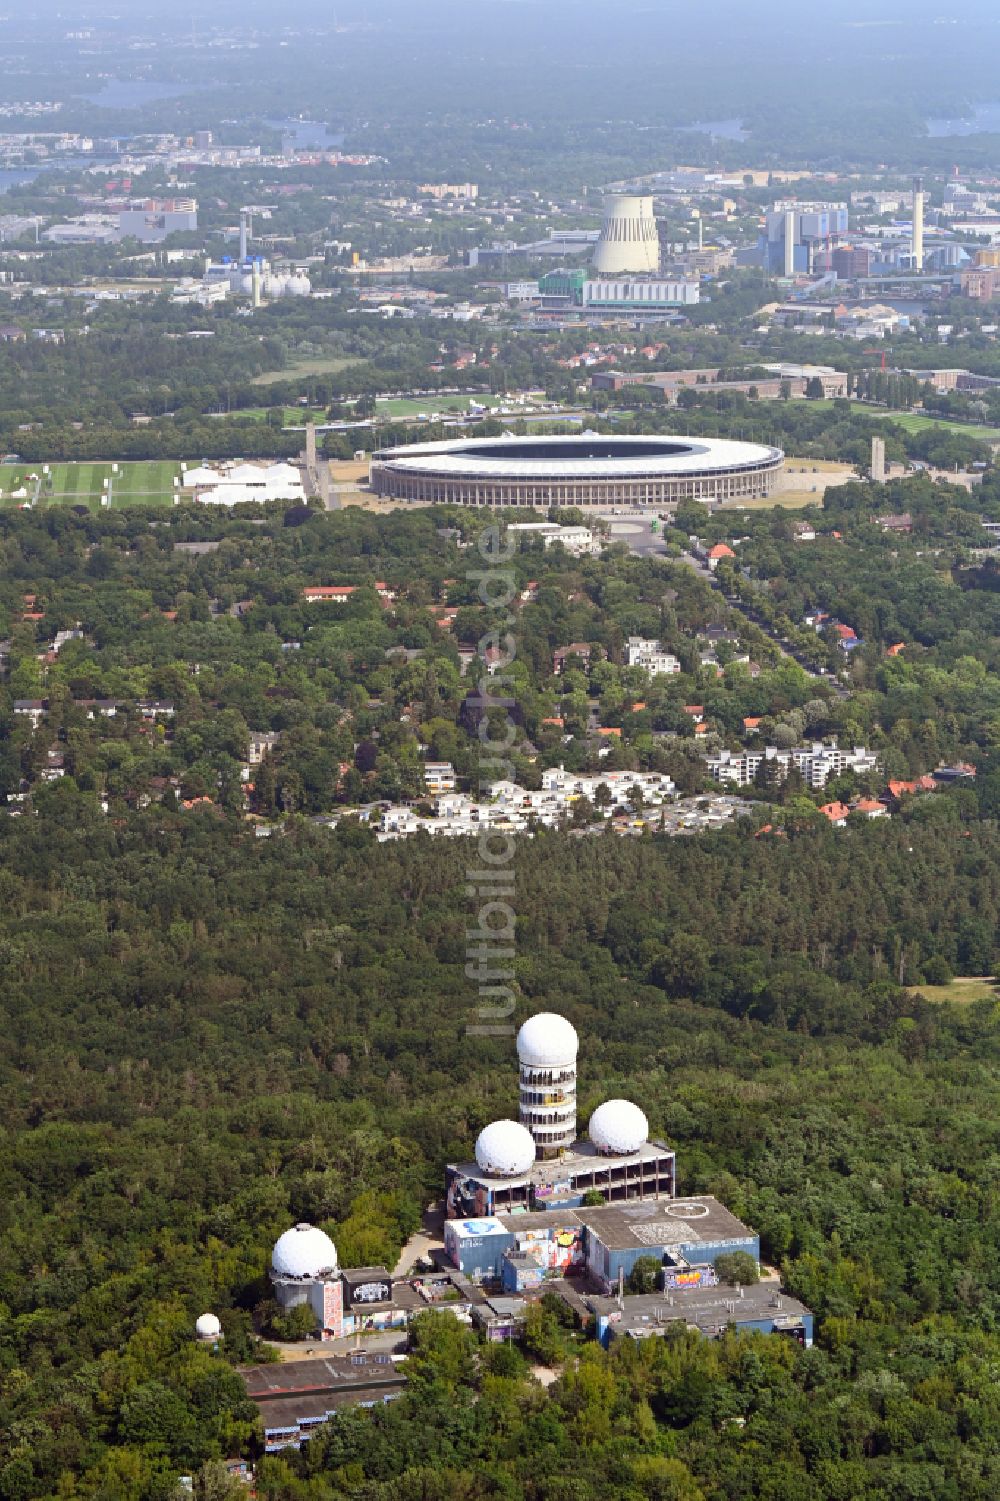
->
[[369, 434, 784, 508]]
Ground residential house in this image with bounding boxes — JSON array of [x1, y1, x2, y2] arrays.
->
[[13, 699, 47, 728], [706, 544, 736, 571], [625, 637, 680, 676], [553, 643, 593, 675]]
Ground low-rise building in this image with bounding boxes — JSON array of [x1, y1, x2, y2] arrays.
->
[[241, 1353, 406, 1454], [590, 1284, 813, 1347]]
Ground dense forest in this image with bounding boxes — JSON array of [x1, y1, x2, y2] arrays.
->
[[3, 809, 1000, 1498]]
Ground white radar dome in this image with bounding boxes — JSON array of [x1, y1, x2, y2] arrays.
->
[[271, 1222, 339, 1279], [588, 1099, 649, 1156], [195, 1312, 221, 1338], [475, 1119, 537, 1176], [516, 1012, 579, 1068]]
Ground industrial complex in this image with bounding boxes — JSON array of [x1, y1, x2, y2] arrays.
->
[[368, 434, 784, 508]]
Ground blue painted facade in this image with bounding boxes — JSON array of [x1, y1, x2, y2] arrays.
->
[[596, 1308, 813, 1348], [585, 1227, 760, 1285]]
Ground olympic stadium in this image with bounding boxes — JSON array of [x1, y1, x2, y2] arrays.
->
[[368, 434, 784, 508]]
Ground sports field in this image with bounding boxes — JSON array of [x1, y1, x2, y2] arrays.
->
[[3, 461, 184, 509]]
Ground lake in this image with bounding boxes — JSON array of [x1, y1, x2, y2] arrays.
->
[[0, 168, 43, 193], [266, 118, 344, 151], [80, 79, 200, 110], [927, 102, 1000, 137], [677, 118, 747, 143]]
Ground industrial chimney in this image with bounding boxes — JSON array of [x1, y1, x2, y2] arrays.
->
[[592, 194, 660, 276], [912, 176, 924, 272], [783, 209, 796, 277]]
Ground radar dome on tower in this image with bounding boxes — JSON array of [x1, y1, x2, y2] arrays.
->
[[475, 1119, 536, 1176], [195, 1312, 221, 1340], [516, 1012, 579, 1068], [588, 1099, 649, 1156], [271, 1223, 339, 1279]]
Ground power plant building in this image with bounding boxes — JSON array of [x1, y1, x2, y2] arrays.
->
[[760, 202, 849, 274], [539, 268, 698, 311], [118, 197, 198, 243]]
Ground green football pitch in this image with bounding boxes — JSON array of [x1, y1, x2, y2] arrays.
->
[[1, 461, 184, 509]]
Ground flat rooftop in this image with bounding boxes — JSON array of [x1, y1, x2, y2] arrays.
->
[[588, 1284, 811, 1338], [577, 1196, 756, 1252], [241, 1353, 402, 1402], [483, 1196, 755, 1252], [449, 1135, 675, 1191], [258, 1384, 404, 1433]]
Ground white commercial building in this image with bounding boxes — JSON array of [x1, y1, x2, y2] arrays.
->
[[506, 522, 602, 556]]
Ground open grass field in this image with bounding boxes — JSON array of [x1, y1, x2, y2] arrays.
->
[[374, 394, 508, 420], [209, 407, 326, 425], [251, 356, 356, 387], [882, 410, 1000, 440], [805, 400, 1000, 442], [727, 492, 820, 510], [910, 976, 997, 1005], [0, 461, 184, 510]]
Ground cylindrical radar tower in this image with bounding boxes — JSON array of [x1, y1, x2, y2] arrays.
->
[[592, 193, 660, 275], [516, 1013, 579, 1158]]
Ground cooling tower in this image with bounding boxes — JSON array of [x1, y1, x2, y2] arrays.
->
[[592, 193, 660, 275]]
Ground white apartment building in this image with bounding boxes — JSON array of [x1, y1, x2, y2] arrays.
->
[[705, 742, 877, 790], [625, 637, 681, 676], [375, 766, 679, 842], [424, 761, 456, 794]]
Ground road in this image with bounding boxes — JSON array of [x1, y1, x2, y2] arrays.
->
[[393, 1204, 446, 1278], [607, 527, 848, 694]]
